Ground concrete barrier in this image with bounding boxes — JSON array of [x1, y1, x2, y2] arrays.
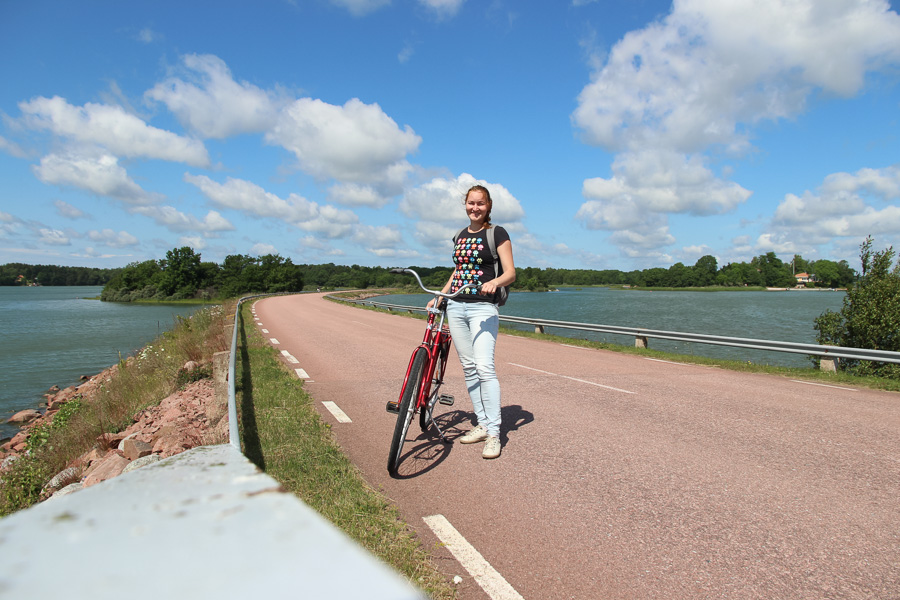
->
[[0, 444, 424, 599]]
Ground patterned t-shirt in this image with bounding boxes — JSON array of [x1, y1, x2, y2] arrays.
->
[[450, 225, 510, 304]]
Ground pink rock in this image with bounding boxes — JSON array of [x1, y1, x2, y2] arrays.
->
[[7, 409, 41, 424], [122, 438, 152, 461], [82, 454, 129, 488]]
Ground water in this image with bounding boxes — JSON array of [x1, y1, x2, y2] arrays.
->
[[0, 287, 202, 440], [386, 287, 847, 368]]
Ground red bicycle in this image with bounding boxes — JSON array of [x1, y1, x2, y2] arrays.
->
[[386, 268, 476, 475]]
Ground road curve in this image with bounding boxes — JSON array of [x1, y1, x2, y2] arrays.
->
[[253, 293, 900, 600]]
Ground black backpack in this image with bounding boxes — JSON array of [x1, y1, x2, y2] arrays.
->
[[454, 226, 509, 306]]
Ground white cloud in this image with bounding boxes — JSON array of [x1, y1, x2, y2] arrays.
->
[[54, 200, 87, 219], [417, 0, 465, 18], [185, 174, 359, 238], [137, 28, 162, 43], [573, 0, 900, 154], [88, 229, 139, 248], [39, 228, 69, 246], [400, 173, 526, 225], [329, 0, 391, 17], [327, 182, 391, 208], [0, 135, 28, 159], [250, 243, 278, 256], [146, 54, 283, 139], [267, 97, 420, 187], [19, 96, 209, 166], [769, 164, 900, 247], [576, 150, 750, 252], [33, 152, 162, 206], [131, 205, 235, 234]]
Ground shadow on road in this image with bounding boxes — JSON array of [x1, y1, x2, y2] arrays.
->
[[390, 404, 535, 478]]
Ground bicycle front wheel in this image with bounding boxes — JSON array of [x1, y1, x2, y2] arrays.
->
[[388, 347, 427, 475]]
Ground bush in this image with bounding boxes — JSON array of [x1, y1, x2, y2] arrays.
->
[[815, 237, 900, 378]]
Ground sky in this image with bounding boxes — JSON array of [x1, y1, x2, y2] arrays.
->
[[1, 0, 899, 273]]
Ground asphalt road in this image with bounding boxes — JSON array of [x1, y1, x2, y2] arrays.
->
[[253, 293, 900, 600]]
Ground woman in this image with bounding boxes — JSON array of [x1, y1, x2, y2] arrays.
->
[[429, 184, 516, 459]]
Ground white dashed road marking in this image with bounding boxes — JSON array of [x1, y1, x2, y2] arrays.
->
[[509, 362, 635, 394], [261, 328, 269, 333], [270, 338, 280, 345], [281, 350, 299, 364], [423, 514, 524, 600], [790, 380, 857, 391], [322, 401, 351, 423], [294, 368, 310, 379]]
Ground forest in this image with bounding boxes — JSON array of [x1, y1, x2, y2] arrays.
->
[[2, 247, 858, 301]]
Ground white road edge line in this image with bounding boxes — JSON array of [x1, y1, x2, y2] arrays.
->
[[261, 328, 269, 334], [509, 363, 635, 394], [644, 358, 691, 366], [321, 401, 351, 423], [294, 368, 310, 379], [280, 350, 299, 364], [423, 514, 525, 600], [270, 338, 280, 345], [790, 380, 858, 391]]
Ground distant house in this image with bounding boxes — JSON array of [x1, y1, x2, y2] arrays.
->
[[794, 272, 816, 285]]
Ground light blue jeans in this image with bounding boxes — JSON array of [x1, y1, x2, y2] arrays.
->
[[446, 300, 501, 438]]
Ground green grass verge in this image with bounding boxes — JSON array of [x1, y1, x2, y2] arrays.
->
[[234, 303, 457, 600]]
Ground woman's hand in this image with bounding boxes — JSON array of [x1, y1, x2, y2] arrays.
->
[[427, 298, 436, 309], [480, 280, 497, 295]]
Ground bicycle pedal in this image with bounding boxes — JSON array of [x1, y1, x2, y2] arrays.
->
[[438, 394, 454, 406], [385, 401, 400, 414]]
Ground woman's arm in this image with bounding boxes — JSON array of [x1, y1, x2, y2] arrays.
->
[[480, 239, 516, 296]]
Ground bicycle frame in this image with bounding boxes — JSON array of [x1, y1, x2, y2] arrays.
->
[[386, 269, 477, 474], [397, 301, 451, 415]]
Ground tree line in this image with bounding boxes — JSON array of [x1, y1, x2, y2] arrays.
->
[[0, 263, 118, 286], [4, 247, 858, 299]]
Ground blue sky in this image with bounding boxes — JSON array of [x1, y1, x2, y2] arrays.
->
[[1, 0, 899, 272]]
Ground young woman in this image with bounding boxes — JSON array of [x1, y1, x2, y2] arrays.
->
[[429, 184, 516, 459]]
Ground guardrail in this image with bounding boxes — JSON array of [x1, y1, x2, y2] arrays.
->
[[336, 296, 900, 371]]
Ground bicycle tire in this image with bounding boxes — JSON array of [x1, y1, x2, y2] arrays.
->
[[420, 340, 449, 431], [388, 347, 427, 475]]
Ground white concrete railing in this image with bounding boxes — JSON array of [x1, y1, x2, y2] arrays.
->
[[0, 294, 425, 599]]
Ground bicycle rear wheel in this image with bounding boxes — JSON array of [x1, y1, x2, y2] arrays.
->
[[388, 347, 427, 475]]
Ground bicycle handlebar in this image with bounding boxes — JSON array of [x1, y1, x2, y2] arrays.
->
[[389, 268, 477, 299]]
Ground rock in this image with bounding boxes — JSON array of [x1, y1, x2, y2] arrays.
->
[[49, 482, 83, 499], [122, 438, 152, 461], [122, 453, 162, 474], [45, 467, 80, 492], [183, 360, 199, 372], [7, 409, 41, 424], [82, 454, 129, 488]]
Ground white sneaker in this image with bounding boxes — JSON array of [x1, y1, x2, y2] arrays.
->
[[482, 436, 501, 459], [459, 424, 488, 444]]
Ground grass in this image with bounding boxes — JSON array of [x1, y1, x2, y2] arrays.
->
[[233, 301, 457, 599], [0, 304, 231, 516]]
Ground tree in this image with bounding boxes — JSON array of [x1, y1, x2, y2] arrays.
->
[[158, 247, 202, 298], [693, 255, 718, 286], [814, 237, 900, 378]]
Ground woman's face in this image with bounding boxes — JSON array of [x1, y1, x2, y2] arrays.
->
[[465, 190, 489, 225]]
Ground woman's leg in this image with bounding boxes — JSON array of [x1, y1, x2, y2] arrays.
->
[[446, 301, 501, 437]]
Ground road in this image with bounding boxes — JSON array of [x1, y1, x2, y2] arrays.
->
[[253, 292, 900, 600]]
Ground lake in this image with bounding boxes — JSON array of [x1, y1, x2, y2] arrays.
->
[[1, 286, 203, 440], [385, 287, 847, 368]]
